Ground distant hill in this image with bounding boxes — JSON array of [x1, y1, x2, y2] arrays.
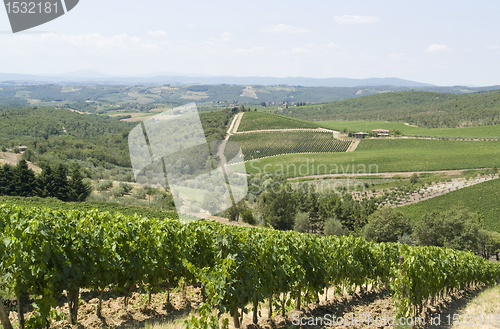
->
[[1, 83, 500, 109], [0, 72, 434, 87], [275, 90, 500, 128]]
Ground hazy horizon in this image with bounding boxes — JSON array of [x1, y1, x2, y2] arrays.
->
[[1, 0, 499, 86]]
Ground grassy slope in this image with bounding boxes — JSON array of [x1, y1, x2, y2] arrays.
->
[[237, 111, 319, 131], [399, 178, 500, 233], [243, 139, 500, 178], [319, 120, 500, 139], [278, 90, 500, 128]]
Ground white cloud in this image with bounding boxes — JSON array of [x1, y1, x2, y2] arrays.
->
[[332, 15, 380, 25], [326, 42, 341, 50], [387, 53, 417, 65], [148, 30, 167, 37], [292, 47, 309, 53], [233, 47, 265, 53], [426, 44, 451, 53], [487, 45, 500, 50], [262, 24, 310, 34], [220, 32, 234, 41], [60, 33, 141, 48], [388, 53, 405, 60], [185, 23, 195, 28]]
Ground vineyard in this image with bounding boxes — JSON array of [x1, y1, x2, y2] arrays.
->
[[245, 139, 500, 177], [0, 195, 178, 219], [229, 131, 352, 161], [1, 204, 499, 329], [237, 112, 319, 132], [400, 177, 500, 233]]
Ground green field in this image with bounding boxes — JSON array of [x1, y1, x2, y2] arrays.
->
[[399, 178, 500, 233], [318, 120, 500, 139], [242, 139, 500, 178], [229, 131, 352, 161], [237, 111, 319, 131]]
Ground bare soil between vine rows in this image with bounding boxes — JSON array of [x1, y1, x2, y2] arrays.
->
[[4, 285, 488, 329]]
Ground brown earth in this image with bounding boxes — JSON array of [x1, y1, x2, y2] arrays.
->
[[4, 284, 488, 329], [0, 152, 42, 173]]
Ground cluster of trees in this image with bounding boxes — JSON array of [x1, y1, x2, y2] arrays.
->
[[240, 174, 378, 233], [363, 205, 500, 260], [227, 173, 500, 260], [0, 160, 91, 202], [0, 106, 133, 167]]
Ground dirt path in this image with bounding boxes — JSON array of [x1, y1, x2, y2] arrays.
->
[[232, 112, 244, 134], [347, 139, 360, 152], [404, 122, 419, 128], [234, 127, 340, 134], [288, 169, 489, 180]]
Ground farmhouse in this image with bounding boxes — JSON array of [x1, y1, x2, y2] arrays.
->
[[372, 129, 390, 137], [353, 132, 369, 139]]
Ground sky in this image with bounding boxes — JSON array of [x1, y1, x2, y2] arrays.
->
[[0, 0, 499, 86]]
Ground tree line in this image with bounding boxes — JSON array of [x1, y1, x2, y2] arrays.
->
[[0, 160, 91, 202]]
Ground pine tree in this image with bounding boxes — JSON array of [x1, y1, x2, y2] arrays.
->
[[53, 164, 70, 201], [14, 160, 37, 197], [68, 164, 91, 202], [0, 164, 16, 196], [37, 163, 57, 198]]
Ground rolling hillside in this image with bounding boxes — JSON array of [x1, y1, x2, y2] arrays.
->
[[399, 178, 500, 233], [277, 90, 500, 128], [319, 120, 500, 139]]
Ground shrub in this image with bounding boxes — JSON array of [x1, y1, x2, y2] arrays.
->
[[97, 180, 113, 191], [119, 182, 133, 194], [111, 186, 126, 198], [363, 206, 411, 243], [398, 233, 413, 245], [132, 188, 147, 200], [241, 209, 256, 225], [324, 217, 344, 236], [293, 212, 310, 233]]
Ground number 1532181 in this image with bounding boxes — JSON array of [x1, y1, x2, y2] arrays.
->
[[5, 2, 58, 14]]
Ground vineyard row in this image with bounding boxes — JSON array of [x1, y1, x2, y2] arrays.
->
[[0, 204, 499, 329]]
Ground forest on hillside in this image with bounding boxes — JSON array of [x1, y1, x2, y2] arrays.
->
[[278, 90, 500, 128]]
